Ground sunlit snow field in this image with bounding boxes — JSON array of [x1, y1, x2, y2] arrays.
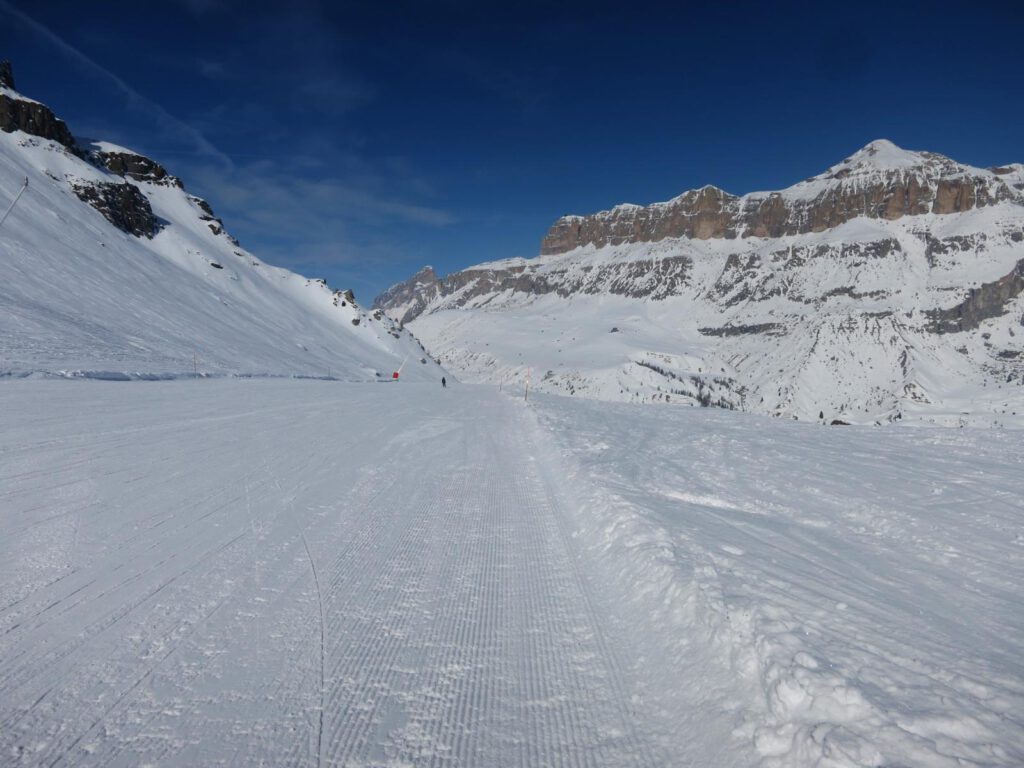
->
[[1, 379, 1021, 767]]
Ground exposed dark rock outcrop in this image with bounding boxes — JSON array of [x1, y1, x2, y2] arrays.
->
[[0, 60, 14, 89], [0, 62, 76, 148], [704, 239, 904, 307], [89, 147, 182, 187], [182, 194, 238, 243], [71, 180, 163, 238], [928, 259, 1024, 333], [194, 197, 216, 218], [698, 323, 785, 337], [920, 232, 987, 267]]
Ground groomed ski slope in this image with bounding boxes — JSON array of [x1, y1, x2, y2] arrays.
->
[[1, 380, 1022, 767]]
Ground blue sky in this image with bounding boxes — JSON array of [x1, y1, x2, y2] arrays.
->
[[2, 0, 1022, 301]]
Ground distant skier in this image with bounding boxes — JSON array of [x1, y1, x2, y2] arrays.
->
[[442, 377, 447, 388]]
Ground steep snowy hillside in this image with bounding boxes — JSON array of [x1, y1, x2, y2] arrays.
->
[[377, 140, 1024, 424], [0, 61, 442, 381]]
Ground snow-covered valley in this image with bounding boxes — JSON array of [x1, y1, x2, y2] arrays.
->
[[2, 379, 1021, 767]]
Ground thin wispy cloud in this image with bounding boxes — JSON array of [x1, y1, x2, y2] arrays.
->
[[0, 0, 455, 289], [0, 0, 232, 169], [190, 155, 454, 246]]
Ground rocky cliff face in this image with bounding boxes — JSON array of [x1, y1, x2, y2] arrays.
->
[[374, 266, 443, 326], [88, 146, 182, 187], [540, 141, 1020, 254], [376, 255, 696, 325], [376, 140, 1024, 424], [71, 180, 163, 238], [0, 61, 76, 149], [927, 258, 1024, 334], [0, 63, 237, 244]]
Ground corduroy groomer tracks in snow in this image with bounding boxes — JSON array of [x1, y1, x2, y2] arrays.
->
[[2, 380, 1022, 766]]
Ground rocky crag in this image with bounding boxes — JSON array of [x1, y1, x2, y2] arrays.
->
[[0, 60, 223, 241], [376, 140, 1024, 424], [540, 144, 1021, 254]]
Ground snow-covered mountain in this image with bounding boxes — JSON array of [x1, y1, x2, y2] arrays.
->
[[377, 139, 1024, 425], [0, 61, 442, 382]]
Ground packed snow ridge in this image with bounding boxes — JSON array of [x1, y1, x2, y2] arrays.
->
[[0, 61, 443, 382], [376, 139, 1024, 426]]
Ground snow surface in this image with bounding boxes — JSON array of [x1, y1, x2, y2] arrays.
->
[[0, 129, 440, 382], [534, 393, 1024, 766], [0, 85, 41, 105], [2, 379, 1021, 766]]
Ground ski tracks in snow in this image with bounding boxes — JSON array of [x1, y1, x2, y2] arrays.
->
[[0, 381, 666, 766]]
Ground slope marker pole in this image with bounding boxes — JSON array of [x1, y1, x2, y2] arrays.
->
[[0, 177, 28, 230], [392, 354, 409, 381]]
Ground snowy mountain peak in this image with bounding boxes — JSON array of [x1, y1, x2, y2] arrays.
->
[[809, 139, 963, 186], [838, 138, 920, 170], [378, 139, 1024, 425]]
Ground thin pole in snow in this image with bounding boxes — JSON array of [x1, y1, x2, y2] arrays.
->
[[392, 355, 409, 381], [0, 177, 28, 230], [193, 352, 197, 376]]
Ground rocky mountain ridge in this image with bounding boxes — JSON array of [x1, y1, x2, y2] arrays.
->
[[541, 140, 1024, 254], [376, 140, 1024, 425]]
